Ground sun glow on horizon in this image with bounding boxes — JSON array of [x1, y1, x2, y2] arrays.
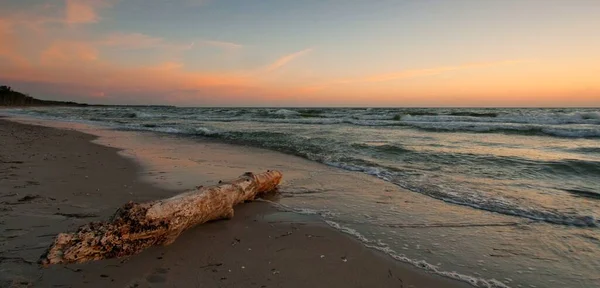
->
[[0, 0, 599, 107]]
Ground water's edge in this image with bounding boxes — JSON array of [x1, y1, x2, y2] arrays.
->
[[3, 115, 512, 288]]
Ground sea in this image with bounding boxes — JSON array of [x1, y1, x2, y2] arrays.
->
[[4, 107, 600, 288]]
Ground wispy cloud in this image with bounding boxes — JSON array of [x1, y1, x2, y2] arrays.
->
[[65, 0, 110, 24], [2, 0, 114, 27], [266, 48, 313, 72], [100, 33, 242, 52], [201, 40, 243, 50], [296, 60, 530, 94], [364, 60, 528, 83], [41, 41, 99, 64], [0, 5, 62, 33], [101, 33, 165, 50], [0, 19, 30, 67], [0, 19, 12, 34], [149, 61, 184, 71]]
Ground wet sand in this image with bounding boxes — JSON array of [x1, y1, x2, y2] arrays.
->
[[0, 118, 470, 288]]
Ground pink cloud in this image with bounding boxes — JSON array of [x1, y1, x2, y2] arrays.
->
[[90, 91, 106, 97], [150, 61, 184, 71], [0, 4, 254, 105], [101, 33, 165, 50], [201, 40, 243, 50], [364, 60, 529, 83], [65, 0, 115, 24], [99, 33, 241, 54], [294, 60, 530, 94], [65, 0, 99, 24], [41, 41, 99, 64], [0, 19, 11, 34], [1, 0, 112, 29], [0, 19, 31, 67], [266, 48, 313, 72], [1, 35, 255, 104]]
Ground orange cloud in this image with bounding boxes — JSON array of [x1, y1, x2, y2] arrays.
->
[[99, 33, 241, 54], [0, 19, 11, 34], [0, 35, 254, 105], [101, 33, 165, 50], [0, 19, 31, 67], [41, 41, 99, 64], [364, 60, 529, 83], [0, 19, 14, 55], [65, 0, 114, 24], [201, 40, 243, 50], [95, 91, 106, 97], [266, 48, 313, 72], [0, 6, 254, 105], [65, 0, 99, 24], [1, 2, 597, 107], [1, 0, 112, 29], [0, 4, 60, 30], [294, 60, 530, 94]]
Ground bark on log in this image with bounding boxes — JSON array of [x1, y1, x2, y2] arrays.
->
[[40, 170, 282, 266]]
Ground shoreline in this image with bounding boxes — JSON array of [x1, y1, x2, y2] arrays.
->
[[0, 118, 470, 287]]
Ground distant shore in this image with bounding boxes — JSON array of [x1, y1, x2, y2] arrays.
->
[[0, 86, 87, 107], [0, 117, 469, 288], [0, 85, 178, 108]]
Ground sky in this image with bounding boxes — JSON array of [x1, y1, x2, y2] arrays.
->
[[1, 0, 599, 107]]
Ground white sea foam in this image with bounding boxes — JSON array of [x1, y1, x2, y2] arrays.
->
[[194, 127, 216, 135], [401, 111, 600, 125], [195, 110, 600, 138], [273, 109, 300, 117], [324, 220, 511, 288], [263, 200, 512, 287], [260, 200, 339, 218], [399, 121, 600, 138], [152, 127, 182, 134], [323, 160, 599, 228], [6, 107, 599, 287], [133, 111, 158, 118]]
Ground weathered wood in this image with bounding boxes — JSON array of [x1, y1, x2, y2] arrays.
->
[[40, 170, 282, 266]]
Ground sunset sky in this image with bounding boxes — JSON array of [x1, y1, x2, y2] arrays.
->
[[1, 0, 599, 107]]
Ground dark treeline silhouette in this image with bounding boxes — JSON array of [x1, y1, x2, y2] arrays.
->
[[0, 85, 87, 107]]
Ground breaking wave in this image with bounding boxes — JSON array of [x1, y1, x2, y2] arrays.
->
[[4, 106, 599, 229], [143, 124, 600, 228]]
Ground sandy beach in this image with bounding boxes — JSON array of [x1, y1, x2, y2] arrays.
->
[[0, 117, 470, 288], [3, 1, 599, 286]]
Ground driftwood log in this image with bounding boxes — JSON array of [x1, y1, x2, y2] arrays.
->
[[40, 170, 282, 266]]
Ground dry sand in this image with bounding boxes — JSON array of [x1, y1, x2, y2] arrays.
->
[[0, 118, 470, 288]]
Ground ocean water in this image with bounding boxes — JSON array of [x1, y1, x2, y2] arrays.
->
[[5, 107, 600, 287]]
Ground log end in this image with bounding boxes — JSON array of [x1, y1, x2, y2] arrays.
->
[[253, 170, 283, 192], [39, 171, 283, 266], [39, 232, 76, 266]]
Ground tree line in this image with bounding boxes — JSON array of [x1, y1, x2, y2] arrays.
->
[[0, 85, 87, 107]]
